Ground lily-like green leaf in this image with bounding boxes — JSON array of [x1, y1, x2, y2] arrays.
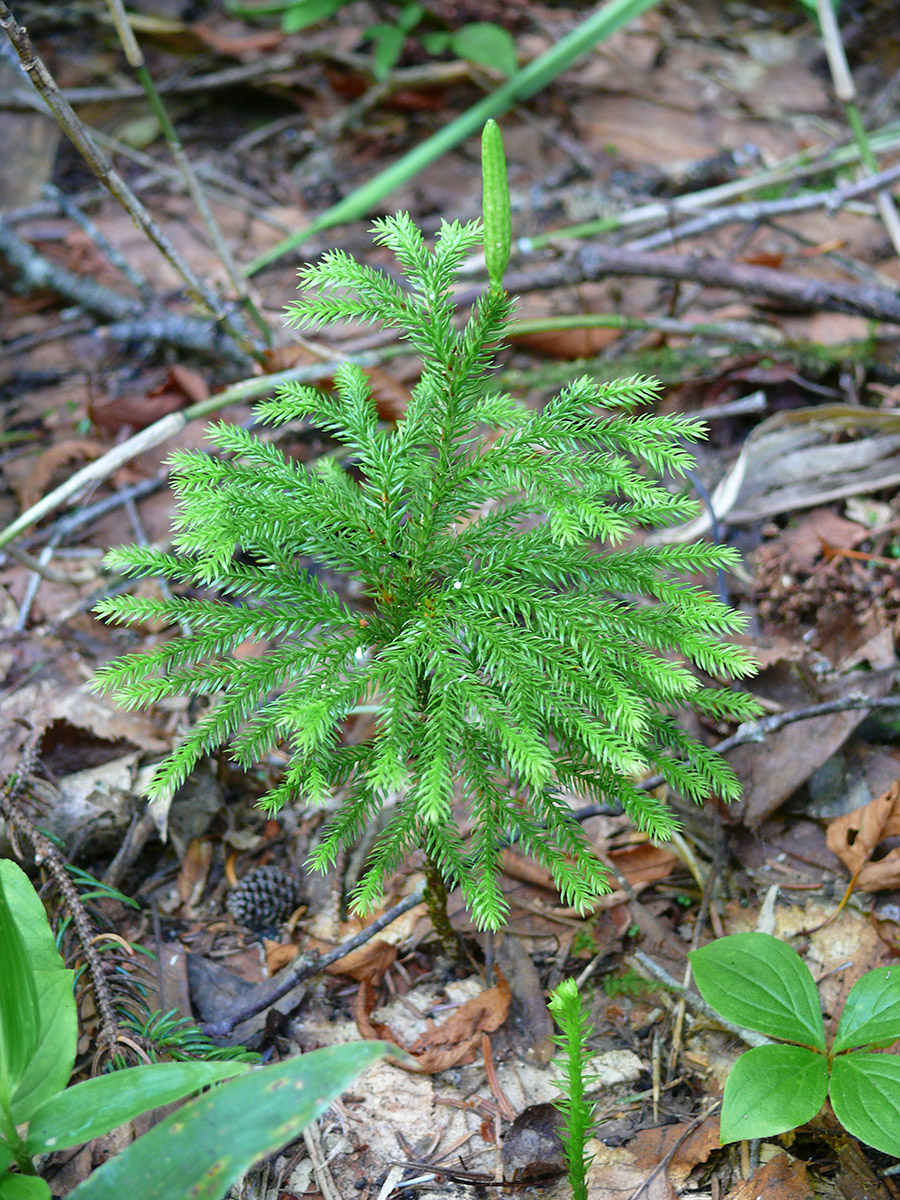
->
[[0, 863, 77, 1126], [67, 1043, 400, 1200], [27, 1061, 250, 1154], [690, 933, 826, 1050], [0, 1173, 53, 1200], [0, 864, 40, 1112]]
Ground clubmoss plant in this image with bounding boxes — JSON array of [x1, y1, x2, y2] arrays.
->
[[93, 122, 758, 931], [548, 977, 599, 1200]]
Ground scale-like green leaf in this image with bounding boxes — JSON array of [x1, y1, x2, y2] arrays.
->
[[67, 1043, 399, 1200], [719, 1044, 827, 1143], [26, 1061, 250, 1154], [830, 1053, 900, 1157], [690, 933, 826, 1049], [833, 966, 900, 1052]]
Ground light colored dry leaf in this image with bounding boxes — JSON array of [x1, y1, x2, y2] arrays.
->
[[724, 1151, 812, 1200], [355, 971, 510, 1073], [656, 405, 900, 543], [826, 781, 900, 891]]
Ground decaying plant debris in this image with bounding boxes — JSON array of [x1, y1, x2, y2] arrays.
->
[[3, 0, 900, 1196]]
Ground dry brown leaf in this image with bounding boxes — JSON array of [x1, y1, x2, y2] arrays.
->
[[723, 1151, 811, 1200], [627, 1115, 721, 1188], [89, 365, 208, 436], [19, 438, 105, 511], [826, 780, 900, 891], [728, 626, 896, 827], [508, 326, 621, 359], [322, 938, 397, 983], [355, 971, 510, 1073]]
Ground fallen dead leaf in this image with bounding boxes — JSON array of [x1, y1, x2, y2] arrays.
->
[[723, 1151, 812, 1200], [355, 970, 510, 1073], [18, 438, 106, 512], [627, 1114, 721, 1189], [826, 780, 900, 891]]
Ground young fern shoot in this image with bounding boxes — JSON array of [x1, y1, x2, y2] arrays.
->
[[93, 123, 758, 931]]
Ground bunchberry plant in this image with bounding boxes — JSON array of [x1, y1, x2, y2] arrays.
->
[[93, 121, 758, 931], [691, 932, 900, 1155]]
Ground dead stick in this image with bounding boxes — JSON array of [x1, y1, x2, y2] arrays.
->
[[0, 1, 260, 362], [0, 215, 251, 363], [201, 882, 426, 1040], [476, 248, 900, 325], [0, 353, 383, 553]]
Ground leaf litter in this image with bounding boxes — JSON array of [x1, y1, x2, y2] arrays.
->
[[3, 1, 900, 1197]]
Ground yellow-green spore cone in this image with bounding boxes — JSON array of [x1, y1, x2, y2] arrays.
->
[[481, 119, 511, 292]]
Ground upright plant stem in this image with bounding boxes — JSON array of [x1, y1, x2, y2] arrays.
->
[[422, 850, 460, 960], [815, 0, 900, 258]]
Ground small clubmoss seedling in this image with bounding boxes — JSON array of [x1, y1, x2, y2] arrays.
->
[[93, 122, 758, 931], [549, 978, 599, 1200]]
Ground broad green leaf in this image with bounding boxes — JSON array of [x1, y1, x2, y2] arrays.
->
[[0, 865, 41, 1109], [690, 933, 826, 1049], [451, 24, 518, 79], [0, 1147, 12, 1174], [280, 0, 343, 33], [719, 1044, 827, 1143], [26, 1061, 249, 1154], [0, 1174, 52, 1200], [830, 1053, 900, 1157], [365, 24, 405, 81], [67, 1043, 399, 1200], [833, 967, 900, 1052], [0, 863, 77, 1126]]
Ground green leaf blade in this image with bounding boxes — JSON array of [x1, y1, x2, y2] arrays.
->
[[719, 1044, 827, 1144], [0, 864, 40, 1111], [690, 933, 826, 1049], [66, 1044, 399, 1200], [833, 966, 900, 1052], [26, 1061, 250, 1154], [830, 1053, 900, 1157]]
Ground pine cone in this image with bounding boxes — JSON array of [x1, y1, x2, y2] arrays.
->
[[227, 865, 299, 937]]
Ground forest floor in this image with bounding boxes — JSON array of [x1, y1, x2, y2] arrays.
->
[[3, 0, 900, 1197]]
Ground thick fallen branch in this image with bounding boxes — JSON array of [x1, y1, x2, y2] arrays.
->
[[0, 216, 252, 364], [0, 0, 260, 362], [482, 246, 900, 326]]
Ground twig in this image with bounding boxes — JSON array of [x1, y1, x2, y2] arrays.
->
[[475, 246, 900, 325], [626, 159, 900, 253], [0, 1, 260, 363], [201, 881, 426, 1039], [517, 122, 900, 253], [817, 0, 900, 258], [0, 50, 299, 108], [102, 0, 272, 345], [0, 214, 252, 364], [0, 352, 383, 553], [713, 693, 900, 757], [625, 950, 769, 1048], [42, 182, 152, 301]]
